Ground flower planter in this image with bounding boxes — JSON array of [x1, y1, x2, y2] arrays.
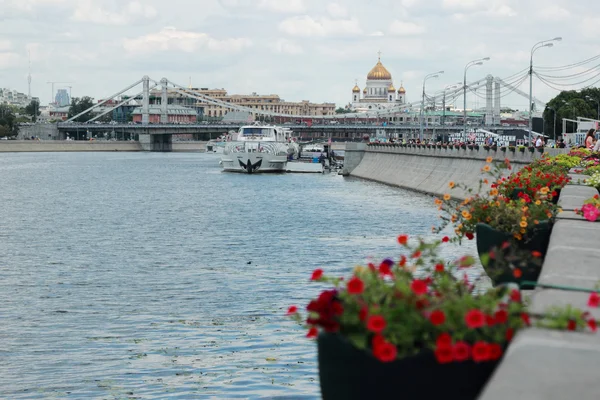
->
[[511, 188, 561, 205], [519, 148, 525, 153], [475, 222, 552, 289], [318, 333, 501, 400]]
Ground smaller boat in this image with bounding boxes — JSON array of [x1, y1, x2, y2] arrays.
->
[[206, 140, 226, 153]]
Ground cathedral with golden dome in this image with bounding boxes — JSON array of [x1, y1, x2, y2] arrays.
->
[[351, 53, 406, 111]]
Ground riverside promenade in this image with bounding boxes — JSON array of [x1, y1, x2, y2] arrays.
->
[[344, 143, 600, 400], [0, 140, 206, 152]]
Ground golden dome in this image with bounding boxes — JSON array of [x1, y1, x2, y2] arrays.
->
[[363, 88, 367, 93], [367, 58, 392, 80], [352, 84, 360, 93], [388, 84, 396, 92], [398, 82, 406, 94]]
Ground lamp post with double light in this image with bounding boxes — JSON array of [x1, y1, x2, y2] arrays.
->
[[529, 37, 562, 145], [420, 70, 443, 141], [463, 57, 490, 142]]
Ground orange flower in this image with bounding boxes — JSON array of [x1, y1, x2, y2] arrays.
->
[[434, 198, 443, 206], [448, 181, 455, 189], [482, 165, 491, 172], [486, 156, 493, 163], [443, 193, 451, 201], [489, 189, 498, 196], [540, 187, 549, 195]]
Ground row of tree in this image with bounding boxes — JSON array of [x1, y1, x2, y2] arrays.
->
[[543, 88, 600, 138]]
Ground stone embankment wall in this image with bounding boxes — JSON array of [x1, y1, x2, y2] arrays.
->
[[346, 145, 566, 200]]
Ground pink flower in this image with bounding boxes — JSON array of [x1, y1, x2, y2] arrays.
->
[[582, 203, 600, 222]]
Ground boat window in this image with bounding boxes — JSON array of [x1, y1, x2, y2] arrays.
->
[[241, 127, 270, 136]]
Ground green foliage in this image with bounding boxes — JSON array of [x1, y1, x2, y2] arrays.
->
[[0, 104, 19, 137], [335, 107, 352, 114], [24, 99, 41, 122], [68, 96, 95, 122], [544, 88, 600, 139]]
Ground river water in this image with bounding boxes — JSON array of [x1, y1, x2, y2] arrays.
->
[[0, 152, 479, 399]]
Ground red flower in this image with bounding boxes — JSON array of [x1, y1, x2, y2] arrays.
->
[[567, 319, 577, 331], [434, 263, 444, 273], [410, 279, 428, 295], [494, 310, 508, 324], [366, 315, 387, 333], [436, 333, 452, 347], [588, 292, 600, 308], [411, 250, 422, 259], [429, 310, 446, 326], [531, 251, 542, 258], [505, 328, 514, 342], [373, 341, 397, 363], [452, 341, 470, 362], [521, 312, 531, 326], [434, 345, 453, 364], [379, 259, 394, 276], [472, 341, 490, 363], [465, 232, 474, 240], [488, 343, 503, 360], [347, 276, 364, 294], [486, 314, 496, 326], [306, 327, 318, 338], [359, 306, 368, 321], [287, 305, 297, 315], [509, 289, 521, 303], [442, 236, 450, 243], [310, 269, 323, 281], [331, 302, 344, 316], [398, 255, 407, 267], [588, 319, 597, 332], [465, 309, 485, 329], [372, 334, 385, 349], [397, 234, 408, 245], [513, 268, 522, 278]]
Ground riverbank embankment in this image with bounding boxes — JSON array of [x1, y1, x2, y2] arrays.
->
[[344, 143, 600, 399]]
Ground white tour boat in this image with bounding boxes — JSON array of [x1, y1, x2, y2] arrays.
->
[[220, 124, 298, 173]]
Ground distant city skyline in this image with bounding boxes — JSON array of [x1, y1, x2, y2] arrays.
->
[[2, 0, 599, 110]]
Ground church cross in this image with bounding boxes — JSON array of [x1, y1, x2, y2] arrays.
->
[[377, 50, 382, 60]]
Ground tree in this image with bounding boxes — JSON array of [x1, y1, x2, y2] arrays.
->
[[68, 96, 95, 122], [335, 107, 352, 114], [24, 99, 41, 122], [0, 104, 19, 137], [543, 89, 599, 139]]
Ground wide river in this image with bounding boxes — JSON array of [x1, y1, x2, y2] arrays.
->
[[0, 152, 479, 399]]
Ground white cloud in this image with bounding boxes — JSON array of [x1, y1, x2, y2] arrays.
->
[[259, 0, 305, 13], [72, 0, 157, 25], [0, 40, 12, 51], [279, 16, 362, 37], [369, 31, 385, 37], [326, 3, 348, 18], [388, 20, 426, 36], [0, 52, 20, 68], [272, 39, 303, 55], [122, 27, 252, 55], [442, 0, 487, 11], [2, 0, 67, 12], [540, 5, 570, 21]]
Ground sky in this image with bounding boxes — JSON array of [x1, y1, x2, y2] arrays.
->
[[1, 0, 600, 111]]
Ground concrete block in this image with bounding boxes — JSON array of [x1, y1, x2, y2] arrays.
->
[[557, 185, 599, 210], [479, 328, 600, 400], [568, 174, 588, 185], [529, 289, 600, 320]]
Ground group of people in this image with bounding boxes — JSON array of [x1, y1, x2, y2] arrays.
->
[[584, 129, 600, 151]]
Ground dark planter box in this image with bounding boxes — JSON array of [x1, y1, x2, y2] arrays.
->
[[519, 148, 525, 153], [318, 333, 501, 400], [475, 222, 552, 289]]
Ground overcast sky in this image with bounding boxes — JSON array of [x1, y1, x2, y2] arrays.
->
[[1, 0, 599, 110]]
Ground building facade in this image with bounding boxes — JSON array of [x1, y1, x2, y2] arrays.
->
[[55, 89, 70, 107], [0, 88, 30, 107], [351, 56, 407, 112], [149, 88, 335, 119], [131, 104, 197, 124]]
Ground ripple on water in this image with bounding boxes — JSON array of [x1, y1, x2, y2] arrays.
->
[[0, 152, 482, 399]]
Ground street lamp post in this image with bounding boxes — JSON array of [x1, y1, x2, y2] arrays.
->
[[463, 58, 490, 142], [586, 96, 600, 121], [529, 37, 562, 145], [442, 83, 461, 142], [420, 71, 444, 141]]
